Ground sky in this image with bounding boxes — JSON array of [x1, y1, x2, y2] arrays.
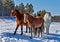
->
[[14, 0, 60, 16]]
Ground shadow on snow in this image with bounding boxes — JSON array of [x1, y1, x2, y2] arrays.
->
[[44, 33, 60, 41], [1, 32, 41, 42]]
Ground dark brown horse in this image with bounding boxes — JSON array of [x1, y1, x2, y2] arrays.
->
[[24, 13, 44, 38], [11, 9, 26, 35]]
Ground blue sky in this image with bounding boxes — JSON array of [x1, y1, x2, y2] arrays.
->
[[14, 0, 60, 16]]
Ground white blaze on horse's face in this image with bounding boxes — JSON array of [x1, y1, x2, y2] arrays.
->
[[11, 10, 17, 17], [11, 10, 16, 16], [11, 10, 14, 16], [24, 14, 28, 23]]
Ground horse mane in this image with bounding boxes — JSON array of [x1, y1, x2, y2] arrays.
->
[[25, 13, 39, 23], [14, 9, 24, 20], [25, 13, 34, 18], [14, 9, 21, 14]]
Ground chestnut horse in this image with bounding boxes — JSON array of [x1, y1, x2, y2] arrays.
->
[[24, 13, 44, 38], [35, 16, 44, 37], [11, 9, 27, 35]]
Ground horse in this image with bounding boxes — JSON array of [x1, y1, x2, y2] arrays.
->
[[35, 16, 44, 37], [11, 9, 26, 35], [24, 13, 44, 38], [44, 12, 51, 34]]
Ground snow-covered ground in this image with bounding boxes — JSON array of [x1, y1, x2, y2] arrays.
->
[[0, 17, 60, 42]]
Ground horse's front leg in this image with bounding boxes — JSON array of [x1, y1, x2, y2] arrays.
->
[[26, 26, 30, 33], [21, 25, 23, 35], [13, 25, 19, 35], [34, 28, 37, 37], [29, 27, 31, 33], [46, 25, 49, 34], [30, 28, 32, 39], [38, 27, 41, 37], [33, 28, 37, 37], [26, 26, 28, 33]]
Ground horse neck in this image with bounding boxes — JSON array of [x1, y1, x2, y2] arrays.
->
[[16, 12, 24, 20], [44, 14, 51, 22], [28, 15, 34, 22]]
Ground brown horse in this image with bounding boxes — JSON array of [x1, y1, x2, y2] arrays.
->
[[11, 9, 25, 35], [11, 9, 30, 35], [35, 16, 44, 37], [24, 13, 44, 38]]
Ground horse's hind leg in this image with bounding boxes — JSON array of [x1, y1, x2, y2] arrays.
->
[[41, 29, 42, 37], [13, 25, 19, 35], [41, 25, 44, 37]]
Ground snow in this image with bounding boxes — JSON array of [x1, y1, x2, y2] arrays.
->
[[0, 17, 60, 42]]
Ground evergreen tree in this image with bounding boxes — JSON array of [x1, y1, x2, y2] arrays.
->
[[19, 3, 25, 13], [4, 0, 15, 16], [0, 0, 2, 6], [0, 0, 3, 16], [25, 3, 34, 14], [15, 5, 19, 10], [37, 10, 46, 17]]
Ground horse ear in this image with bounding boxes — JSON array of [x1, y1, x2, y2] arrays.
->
[[11, 8, 15, 11], [26, 12, 29, 15]]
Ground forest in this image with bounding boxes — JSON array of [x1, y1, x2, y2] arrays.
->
[[0, 0, 60, 22]]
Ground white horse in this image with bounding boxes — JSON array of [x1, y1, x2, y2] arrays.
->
[[44, 12, 51, 34]]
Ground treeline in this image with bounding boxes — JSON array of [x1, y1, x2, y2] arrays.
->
[[0, 0, 60, 22], [0, 0, 14, 16], [52, 16, 60, 22], [15, 3, 51, 17], [0, 0, 50, 17]]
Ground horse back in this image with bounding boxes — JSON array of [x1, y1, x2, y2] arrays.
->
[[28, 16, 44, 28]]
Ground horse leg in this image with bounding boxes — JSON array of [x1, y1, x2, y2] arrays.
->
[[46, 25, 49, 34], [34, 28, 37, 37], [26, 26, 28, 33], [29, 27, 31, 33], [13, 25, 19, 35], [38, 27, 41, 37], [21, 25, 23, 35], [30, 28, 32, 39], [41, 25, 44, 37], [26, 26, 31, 33], [41, 28, 42, 37]]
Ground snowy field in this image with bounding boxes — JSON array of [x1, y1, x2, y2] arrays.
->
[[0, 17, 60, 42]]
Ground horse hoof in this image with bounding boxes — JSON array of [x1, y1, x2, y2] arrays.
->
[[21, 34, 22, 35], [13, 33, 16, 35], [29, 31, 31, 33], [25, 31, 27, 33], [21, 33, 23, 35], [30, 36, 32, 39], [46, 33, 49, 35]]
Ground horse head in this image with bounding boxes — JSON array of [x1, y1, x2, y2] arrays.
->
[[24, 13, 34, 25], [11, 9, 17, 16], [11, 9, 22, 17]]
